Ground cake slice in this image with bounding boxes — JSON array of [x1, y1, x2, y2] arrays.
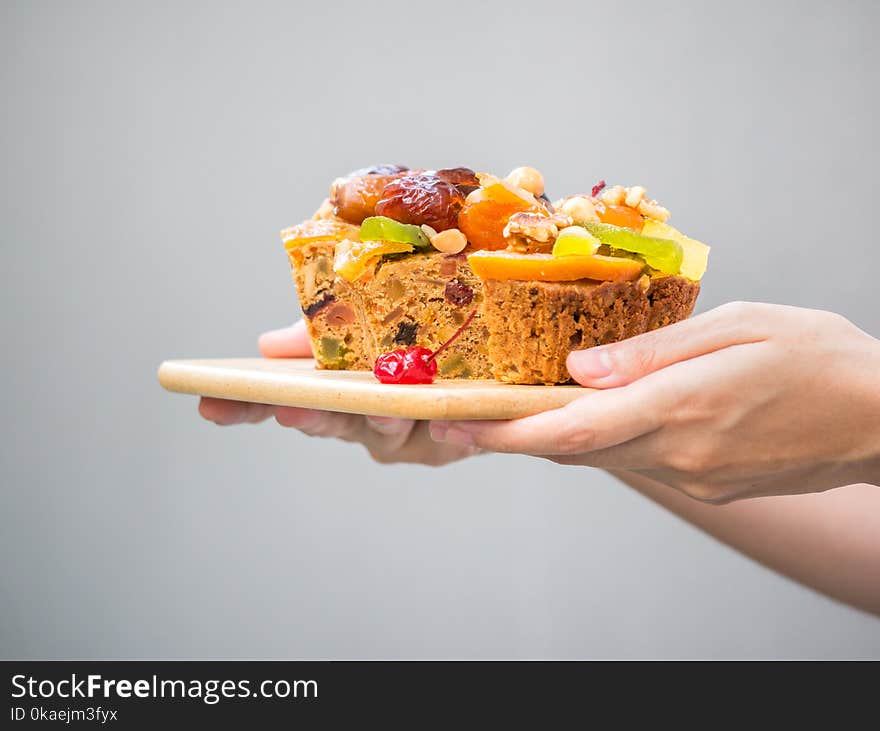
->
[[476, 274, 698, 384], [282, 219, 373, 370]]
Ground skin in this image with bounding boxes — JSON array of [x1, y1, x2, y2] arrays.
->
[[199, 302, 880, 615]]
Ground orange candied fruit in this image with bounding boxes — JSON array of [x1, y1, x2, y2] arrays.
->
[[458, 182, 545, 250], [467, 250, 644, 283], [281, 219, 360, 251], [595, 202, 644, 232]]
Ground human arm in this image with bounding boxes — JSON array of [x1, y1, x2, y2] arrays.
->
[[609, 470, 880, 616]]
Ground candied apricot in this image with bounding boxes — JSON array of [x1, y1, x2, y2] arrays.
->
[[375, 173, 465, 231], [458, 182, 544, 250], [595, 202, 644, 232]]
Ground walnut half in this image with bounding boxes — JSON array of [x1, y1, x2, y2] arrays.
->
[[502, 211, 573, 253]]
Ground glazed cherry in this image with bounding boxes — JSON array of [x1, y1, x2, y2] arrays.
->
[[373, 346, 437, 384], [373, 309, 477, 384]]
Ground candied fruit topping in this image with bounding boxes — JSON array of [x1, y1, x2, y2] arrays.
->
[[552, 226, 600, 258], [594, 202, 644, 232], [281, 219, 360, 250], [435, 167, 480, 195], [467, 250, 644, 283], [359, 216, 431, 248], [458, 181, 545, 250], [348, 163, 409, 177], [583, 222, 683, 274], [333, 238, 415, 282], [331, 166, 411, 224], [375, 173, 465, 232], [639, 220, 710, 281]]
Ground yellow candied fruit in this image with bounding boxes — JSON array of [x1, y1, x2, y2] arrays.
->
[[640, 220, 710, 281], [467, 250, 644, 283], [333, 239, 414, 282], [552, 226, 600, 258]]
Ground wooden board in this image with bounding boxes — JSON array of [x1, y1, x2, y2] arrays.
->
[[158, 358, 590, 420]]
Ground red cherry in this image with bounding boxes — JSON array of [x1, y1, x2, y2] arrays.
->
[[372, 309, 478, 385], [373, 347, 436, 384]]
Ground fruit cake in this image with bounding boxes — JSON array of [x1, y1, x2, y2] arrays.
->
[[280, 166, 710, 384]]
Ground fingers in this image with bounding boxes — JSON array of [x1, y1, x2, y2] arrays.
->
[[272, 409, 475, 465], [258, 319, 313, 358], [430, 378, 670, 455], [274, 406, 415, 453], [198, 397, 275, 425], [566, 301, 770, 388]]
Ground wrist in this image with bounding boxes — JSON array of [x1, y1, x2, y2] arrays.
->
[[855, 336, 880, 485]]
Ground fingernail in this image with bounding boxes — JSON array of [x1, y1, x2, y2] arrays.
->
[[429, 422, 448, 442], [440, 427, 474, 447], [568, 347, 613, 379]]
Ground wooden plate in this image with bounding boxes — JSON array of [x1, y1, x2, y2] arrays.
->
[[158, 358, 590, 420]]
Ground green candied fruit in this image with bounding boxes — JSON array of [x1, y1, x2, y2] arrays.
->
[[317, 336, 352, 368], [315, 255, 332, 276], [438, 353, 473, 378], [359, 216, 431, 249], [582, 221, 684, 275]]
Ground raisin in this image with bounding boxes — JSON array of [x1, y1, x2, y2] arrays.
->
[[393, 320, 419, 346], [444, 279, 474, 307], [436, 167, 480, 196], [375, 173, 464, 231], [303, 291, 335, 318]]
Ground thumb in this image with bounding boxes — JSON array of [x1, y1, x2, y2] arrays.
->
[[566, 304, 765, 388], [258, 319, 314, 358]]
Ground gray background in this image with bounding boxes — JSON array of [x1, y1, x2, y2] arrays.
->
[[3, 0, 879, 658]]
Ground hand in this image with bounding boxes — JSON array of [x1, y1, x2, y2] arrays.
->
[[197, 320, 478, 466], [430, 302, 880, 503]]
